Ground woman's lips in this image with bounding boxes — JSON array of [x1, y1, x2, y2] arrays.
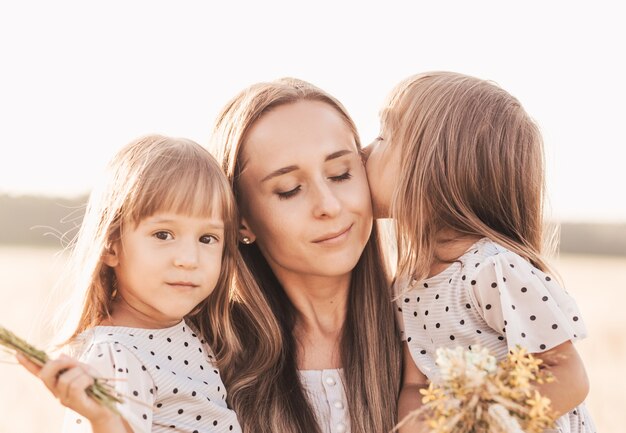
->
[[312, 224, 353, 244]]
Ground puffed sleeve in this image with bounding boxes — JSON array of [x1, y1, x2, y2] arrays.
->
[[62, 340, 156, 433], [466, 251, 587, 353]]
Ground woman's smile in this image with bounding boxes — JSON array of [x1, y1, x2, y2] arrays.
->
[[312, 223, 353, 245]]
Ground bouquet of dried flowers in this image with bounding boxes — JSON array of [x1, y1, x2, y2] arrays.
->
[[397, 345, 556, 433], [0, 325, 124, 414]]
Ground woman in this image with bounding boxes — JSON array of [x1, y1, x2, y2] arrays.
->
[[209, 78, 402, 433]]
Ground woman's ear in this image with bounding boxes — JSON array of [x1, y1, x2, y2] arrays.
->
[[239, 218, 257, 245], [102, 242, 120, 267]]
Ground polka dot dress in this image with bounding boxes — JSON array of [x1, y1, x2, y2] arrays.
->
[[396, 237, 596, 433], [62, 320, 241, 433]]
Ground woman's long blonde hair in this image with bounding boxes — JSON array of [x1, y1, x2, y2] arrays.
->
[[54, 135, 280, 369], [381, 71, 556, 283], [209, 77, 402, 433]]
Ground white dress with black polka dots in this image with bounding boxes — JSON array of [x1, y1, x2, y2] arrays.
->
[[62, 320, 241, 433], [299, 368, 350, 433], [396, 237, 596, 433]]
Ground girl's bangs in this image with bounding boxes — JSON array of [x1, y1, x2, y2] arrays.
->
[[128, 154, 234, 224]]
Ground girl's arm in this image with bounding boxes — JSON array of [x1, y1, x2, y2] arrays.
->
[[534, 340, 590, 417], [17, 353, 134, 433], [397, 342, 430, 433]]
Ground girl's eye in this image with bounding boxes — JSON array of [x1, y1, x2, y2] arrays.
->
[[276, 185, 301, 200], [199, 235, 219, 244], [154, 231, 173, 241], [329, 171, 352, 182]]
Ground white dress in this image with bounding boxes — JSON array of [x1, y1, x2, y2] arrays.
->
[[299, 368, 350, 433], [396, 237, 596, 433], [62, 320, 242, 433]]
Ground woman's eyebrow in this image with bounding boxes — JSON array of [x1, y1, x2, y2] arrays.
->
[[325, 149, 353, 161], [261, 165, 298, 182], [261, 149, 355, 183]]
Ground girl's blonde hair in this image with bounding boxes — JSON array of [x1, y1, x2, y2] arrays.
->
[[209, 77, 401, 433], [55, 135, 280, 367], [381, 71, 556, 283]]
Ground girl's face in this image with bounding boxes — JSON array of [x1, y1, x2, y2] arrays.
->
[[237, 100, 372, 285], [104, 211, 225, 328], [364, 131, 402, 219]]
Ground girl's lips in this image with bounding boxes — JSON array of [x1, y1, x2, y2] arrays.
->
[[167, 282, 198, 288]]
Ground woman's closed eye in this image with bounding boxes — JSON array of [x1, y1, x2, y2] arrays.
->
[[276, 185, 301, 200], [329, 170, 352, 182], [276, 171, 352, 200]]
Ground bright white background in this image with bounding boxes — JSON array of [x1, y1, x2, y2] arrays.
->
[[1, 0, 624, 222]]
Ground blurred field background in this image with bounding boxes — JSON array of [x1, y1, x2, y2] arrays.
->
[[2, 1, 624, 431], [1, 241, 625, 432]]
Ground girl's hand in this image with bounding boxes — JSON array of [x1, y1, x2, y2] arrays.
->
[[16, 353, 120, 426], [397, 342, 430, 433], [15, 352, 43, 376], [534, 340, 590, 417]]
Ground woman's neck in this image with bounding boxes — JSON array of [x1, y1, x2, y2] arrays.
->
[[278, 273, 350, 370]]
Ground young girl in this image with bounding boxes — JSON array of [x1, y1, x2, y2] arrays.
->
[[17, 134, 279, 433], [365, 71, 596, 433]]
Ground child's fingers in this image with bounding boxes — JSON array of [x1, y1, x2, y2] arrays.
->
[[57, 368, 96, 406], [49, 364, 115, 422], [37, 355, 80, 394], [20, 354, 116, 422], [56, 366, 88, 402], [15, 352, 42, 376]]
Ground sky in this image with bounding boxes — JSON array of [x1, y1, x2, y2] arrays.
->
[[1, 1, 624, 223]]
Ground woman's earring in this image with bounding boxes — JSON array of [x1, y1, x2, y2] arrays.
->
[[241, 236, 252, 244], [110, 278, 118, 299]]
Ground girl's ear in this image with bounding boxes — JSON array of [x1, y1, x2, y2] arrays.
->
[[102, 242, 120, 267], [239, 218, 257, 245]]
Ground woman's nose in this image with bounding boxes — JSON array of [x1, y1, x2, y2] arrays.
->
[[312, 182, 342, 218]]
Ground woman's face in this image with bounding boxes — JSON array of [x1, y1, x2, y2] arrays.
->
[[237, 100, 372, 284]]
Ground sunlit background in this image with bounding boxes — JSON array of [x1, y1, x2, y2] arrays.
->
[[2, 1, 625, 223], [1, 1, 624, 432]]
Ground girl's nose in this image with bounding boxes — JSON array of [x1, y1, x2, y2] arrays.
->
[[174, 242, 199, 269], [361, 143, 374, 162]]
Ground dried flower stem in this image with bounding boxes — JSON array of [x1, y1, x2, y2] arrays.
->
[[396, 345, 557, 433], [0, 325, 124, 415]]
